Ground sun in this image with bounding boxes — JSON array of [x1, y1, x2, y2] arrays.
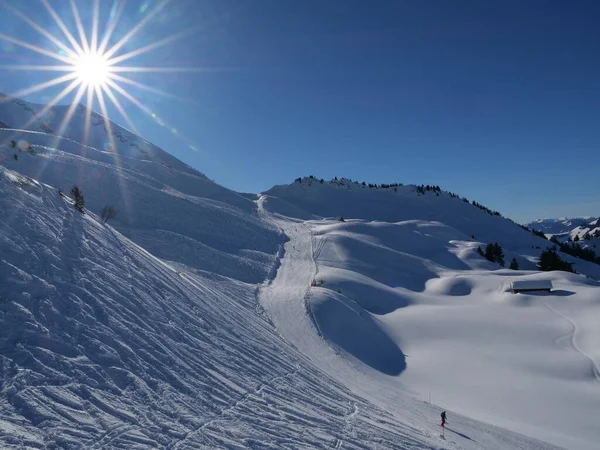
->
[[73, 51, 112, 88], [0, 0, 204, 155]]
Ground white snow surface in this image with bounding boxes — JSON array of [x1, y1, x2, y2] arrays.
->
[[1, 99, 599, 449], [0, 166, 442, 449], [0, 167, 563, 450], [261, 179, 600, 450]]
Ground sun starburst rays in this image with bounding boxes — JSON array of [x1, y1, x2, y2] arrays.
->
[[0, 0, 199, 156], [41, 0, 85, 56]]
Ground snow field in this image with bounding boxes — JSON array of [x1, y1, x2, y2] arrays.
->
[[259, 206, 600, 449]]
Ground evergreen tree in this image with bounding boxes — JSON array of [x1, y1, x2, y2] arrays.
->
[[71, 186, 85, 213], [484, 243, 495, 263], [574, 234, 580, 242], [538, 249, 574, 273], [477, 246, 484, 257], [493, 242, 505, 266], [509, 257, 519, 270], [484, 242, 505, 266]]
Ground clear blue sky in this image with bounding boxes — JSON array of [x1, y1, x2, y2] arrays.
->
[[1, 0, 599, 223]]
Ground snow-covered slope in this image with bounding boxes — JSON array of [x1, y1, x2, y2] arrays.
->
[[527, 216, 600, 253], [526, 217, 598, 236], [261, 179, 600, 450], [266, 178, 548, 248], [568, 218, 600, 243], [265, 177, 600, 279], [0, 167, 563, 449], [0, 93, 192, 176], [0, 167, 410, 448], [0, 96, 281, 284]]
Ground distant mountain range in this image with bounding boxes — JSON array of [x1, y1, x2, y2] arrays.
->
[[526, 217, 600, 241]]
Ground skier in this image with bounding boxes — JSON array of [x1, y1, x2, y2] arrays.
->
[[440, 411, 447, 427]]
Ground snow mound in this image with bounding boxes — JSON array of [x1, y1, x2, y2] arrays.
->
[[425, 276, 474, 296], [309, 289, 406, 375]]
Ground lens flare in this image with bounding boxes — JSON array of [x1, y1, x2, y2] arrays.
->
[[0, 0, 205, 153], [73, 51, 111, 88]]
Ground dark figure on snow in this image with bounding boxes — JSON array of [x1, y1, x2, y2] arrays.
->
[[441, 411, 447, 427]]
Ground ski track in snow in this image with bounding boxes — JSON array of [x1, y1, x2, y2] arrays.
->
[[544, 303, 600, 383]]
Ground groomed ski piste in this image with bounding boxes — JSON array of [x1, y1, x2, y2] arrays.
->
[[1, 96, 600, 449]]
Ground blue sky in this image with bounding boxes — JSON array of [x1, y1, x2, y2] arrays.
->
[[1, 0, 599, 223]]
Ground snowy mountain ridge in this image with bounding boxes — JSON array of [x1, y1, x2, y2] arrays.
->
[[527, 216, 600, 248], [525, 216, 599, 235], [0, 94, 283, 284], [0, 92, 202, 178]]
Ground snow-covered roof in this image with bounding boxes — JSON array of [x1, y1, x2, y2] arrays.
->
[[510, 280, 553, 291]]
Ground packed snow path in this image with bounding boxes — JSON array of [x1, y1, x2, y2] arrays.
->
[[257, 207, 331, 366]]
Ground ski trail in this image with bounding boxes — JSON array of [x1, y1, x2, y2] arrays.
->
[[545, 303, 600, 383], [303, 222, 326, 338], [257, 216, 327, 356], [257, 195, 343, 364], [256, 199, 443, 449], [169, 366, 303, 449], [338, 402, 359, 447]]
